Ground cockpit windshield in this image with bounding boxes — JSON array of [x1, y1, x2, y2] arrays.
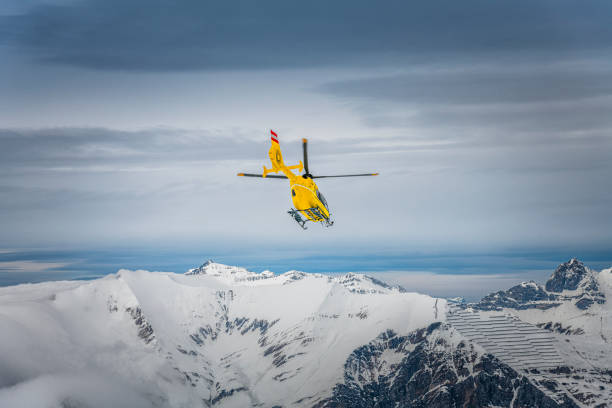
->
[[317, 190, 328, 209]]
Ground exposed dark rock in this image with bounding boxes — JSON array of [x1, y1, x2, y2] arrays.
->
[[475, 281, 558, 310], [550, 366, 572, 375], [315, 324, 578, 408], [332, 272, 406, 294], [126, 306, 155, 344], [190, 313, 279, 347], [575, 298, 594, 310], [471, 259, 605, 313], [536, 322, 585, 335], [264, 342, 287, 357], [356, 309, 368, 319], [185, 259, 215, 275], [211, 387, 247, 405], [176, 345, 197, 356], [546, 259, 589, 292], [284, 271, 307, 282]]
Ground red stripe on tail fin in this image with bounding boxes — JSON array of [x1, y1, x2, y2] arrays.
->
[[270, 129, 279, 143]]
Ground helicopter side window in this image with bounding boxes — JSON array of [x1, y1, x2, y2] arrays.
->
[[317, 190, 328, 208]]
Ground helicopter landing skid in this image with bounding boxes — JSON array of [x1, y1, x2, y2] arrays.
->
[[287, 208, 308, 229], [287, 208, 334, 229]]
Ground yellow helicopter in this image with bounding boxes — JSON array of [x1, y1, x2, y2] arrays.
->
[[238, 130, 378, 229]]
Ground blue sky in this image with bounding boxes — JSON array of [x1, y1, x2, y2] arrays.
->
[[1, 0, 611, 295]]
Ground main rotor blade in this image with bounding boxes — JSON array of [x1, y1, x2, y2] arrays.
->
[[312, 173, 379, 179], [302, 138, 309, 175], [237, 173, 287, 179]]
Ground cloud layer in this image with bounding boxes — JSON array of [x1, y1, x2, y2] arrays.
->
[[3, 0, 612, 71], [0, 0, 610, 259], [0, 122, 610, 251]]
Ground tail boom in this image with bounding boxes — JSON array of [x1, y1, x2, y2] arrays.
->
[[263, 130, 303, 178]]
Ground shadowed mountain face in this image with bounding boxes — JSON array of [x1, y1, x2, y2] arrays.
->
[[475, 259, 605, 311], [477, 281, 557, 310], [0, 259, 610, 407], [316, 324, 577, 408], [546, 258, 591, 292]]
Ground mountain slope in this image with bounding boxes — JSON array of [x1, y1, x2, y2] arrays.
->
[[317, 324, 577, 408], [0, 261, 439, 408], [461, 259, 612, 406], [0, 259, 609, 407], [472, 259, 611, 339]]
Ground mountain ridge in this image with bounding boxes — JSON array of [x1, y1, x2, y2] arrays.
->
[[473, 259, 607, 313], [0, 259, 610, 407]]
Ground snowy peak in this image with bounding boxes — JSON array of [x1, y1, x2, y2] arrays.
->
[[184, 258, 216, 275], [0, 262, 444, 408], [332, 272, 406, 294], [545, 258, 590, 292], [185, 260, 271, 282], [473, 259, 607, 312], [542, 259, 604, 309], [183, 261, 404, 294]]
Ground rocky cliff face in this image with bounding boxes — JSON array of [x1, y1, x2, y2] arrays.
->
[[546, 258, 590, 292], [457, 259, 612, 407], [317, 324, 577, 408], [477, 281, 559, 310], [473, 259, 606, 311]]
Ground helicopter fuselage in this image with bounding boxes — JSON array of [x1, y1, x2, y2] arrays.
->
[[287, 175, 330, 223], [264, 137, 331, 223]]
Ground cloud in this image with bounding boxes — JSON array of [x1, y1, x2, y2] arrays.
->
[[0, 372, 158, 408], [0, 261, 69, 273], [0, 127, 264, 170], [2, 0, 612, 71], [0, 124, 611, 250], [319, 64, 612, 105], [316, 58, 612, 172], [377, 270, 553, 301]]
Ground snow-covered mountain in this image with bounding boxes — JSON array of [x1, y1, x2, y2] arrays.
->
[[462, 259, 612, 407], [472, 259, 610, 336], [0, 259, 610, 407]]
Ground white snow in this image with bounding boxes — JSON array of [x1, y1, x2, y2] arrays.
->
[[0, 261, 444, 408], [3, 260, 610, 407], [467, 266, 612, 407], [506, 268, 612, 341]]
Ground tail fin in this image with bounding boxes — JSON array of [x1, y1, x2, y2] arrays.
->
[[270, 129, 279, 145], [263, 130, 303, 177], [264, 130, 285, 176]]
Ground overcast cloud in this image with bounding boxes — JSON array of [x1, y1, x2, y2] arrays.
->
[[0, 0, 610, 275], [3, 1, 612, 71]]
